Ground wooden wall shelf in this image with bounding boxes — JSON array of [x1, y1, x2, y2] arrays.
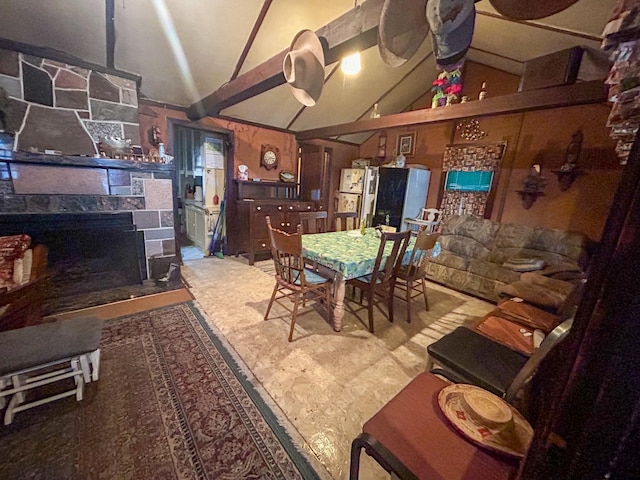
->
[[296, 80, 608, 140]]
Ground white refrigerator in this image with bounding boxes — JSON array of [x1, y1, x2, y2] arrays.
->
[[337, 167, 379, 226], [337, 168, 364, 214], [360, 166, 379, 226]]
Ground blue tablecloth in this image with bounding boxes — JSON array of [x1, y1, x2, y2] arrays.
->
[[302, 228, 414, 280]]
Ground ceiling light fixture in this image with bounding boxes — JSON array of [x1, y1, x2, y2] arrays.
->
[[341, 52, 361, 75]]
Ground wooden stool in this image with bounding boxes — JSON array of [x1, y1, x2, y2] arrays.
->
[[0, 317, 103, 425], [350, 372, 518, 479]]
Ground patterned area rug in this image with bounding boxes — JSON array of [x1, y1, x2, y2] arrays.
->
[[0, 303, 322, 479]]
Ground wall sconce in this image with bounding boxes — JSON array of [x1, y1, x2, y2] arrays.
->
[[516, 161, 548, 209], [551, 129, 586, 191]]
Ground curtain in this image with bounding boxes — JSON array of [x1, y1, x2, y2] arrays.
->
[[440, 142, 506, 220]]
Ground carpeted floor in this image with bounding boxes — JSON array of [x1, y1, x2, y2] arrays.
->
[[0, 302, 325, 479]]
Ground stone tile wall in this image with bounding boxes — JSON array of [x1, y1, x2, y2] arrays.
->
[[0, 46, 172, 278], [0, 158, 176, 279], [0, 47, 140, 156]]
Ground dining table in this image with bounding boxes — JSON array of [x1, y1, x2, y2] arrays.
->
[[302, 228, 414, 332]]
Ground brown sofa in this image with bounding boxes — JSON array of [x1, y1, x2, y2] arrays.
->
[[425, 215, 590, 312]]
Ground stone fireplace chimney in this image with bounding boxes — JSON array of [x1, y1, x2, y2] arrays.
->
[[0, 43, 141, 154], [0, 41, 178, 313]]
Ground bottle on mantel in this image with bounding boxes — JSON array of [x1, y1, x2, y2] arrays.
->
[[478, 82, 488, 101]]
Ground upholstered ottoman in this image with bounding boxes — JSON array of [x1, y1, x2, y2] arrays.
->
[[0, 317, 103, 425]]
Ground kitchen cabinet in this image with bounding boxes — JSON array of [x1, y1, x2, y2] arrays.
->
[[185, 203, 214, 252]]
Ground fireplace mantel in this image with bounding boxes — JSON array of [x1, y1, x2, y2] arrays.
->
[[1, 148, 174, 172]]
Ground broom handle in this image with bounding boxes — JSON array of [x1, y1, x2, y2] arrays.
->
[[208, 197, 225, 255], [217, 200, 225, 255], [207, 178, 227, 256]]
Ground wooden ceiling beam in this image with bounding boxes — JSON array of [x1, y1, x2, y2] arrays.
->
[[296, 80, 608, 140], [230, 0, 273, 81], [186, 0, 384, 120]]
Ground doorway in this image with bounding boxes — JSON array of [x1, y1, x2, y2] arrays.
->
[[173, 125, 227, 259]]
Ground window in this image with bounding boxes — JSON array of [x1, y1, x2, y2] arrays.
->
[[444, 170, 494, 192]]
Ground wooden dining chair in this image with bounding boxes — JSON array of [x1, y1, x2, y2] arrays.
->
[[299, 211, 328, 234], [264, 216, 333, 342], [346, 230, 411, 333], [334, 212, 360, 231], [394, 231, 440, 324]]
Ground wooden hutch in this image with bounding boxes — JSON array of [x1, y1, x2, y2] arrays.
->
[[229, 180, 314, 265]]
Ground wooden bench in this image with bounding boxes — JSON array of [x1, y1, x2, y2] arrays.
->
[[0, 317, 103, 425]]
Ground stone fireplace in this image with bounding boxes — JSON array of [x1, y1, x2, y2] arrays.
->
[[1, 152, 177, 269], [0, 42, 178, 313], [0, 152, 178, 313]]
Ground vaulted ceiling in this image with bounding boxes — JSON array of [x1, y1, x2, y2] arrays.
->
[[0, 0, 616, 143]]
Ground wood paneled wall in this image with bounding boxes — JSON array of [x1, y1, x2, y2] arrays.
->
[[138, 102, 358, 200], [138, 104, 297, 181], [139, 64, 621, 244], [359, 73, 620, 242]]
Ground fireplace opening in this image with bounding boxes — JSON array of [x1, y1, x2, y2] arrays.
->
[[1, 212, 146, 313]]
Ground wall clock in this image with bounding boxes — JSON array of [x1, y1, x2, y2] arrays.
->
[[260, 144, 279, 170]]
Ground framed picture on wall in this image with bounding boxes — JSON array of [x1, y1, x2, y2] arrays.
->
[[397, 132, 416, 157]]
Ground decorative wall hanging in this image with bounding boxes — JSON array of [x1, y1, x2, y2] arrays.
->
[[431, 60, 464, 108], [517, 161, 548, 209], [148, 125, 161, 146], [439, 142, 507, 220], [457, 118, 488, 141], [551, 129, 586, 191], [601, 6, 640, 165]]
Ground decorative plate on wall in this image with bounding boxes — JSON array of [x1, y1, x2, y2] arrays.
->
[[279, 170, 296, 182]]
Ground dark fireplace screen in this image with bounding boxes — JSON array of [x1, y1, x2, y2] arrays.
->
[[0, 212, 145, 311]]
